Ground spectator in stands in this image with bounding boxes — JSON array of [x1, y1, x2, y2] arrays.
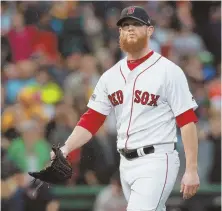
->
[[31, 66, 63, 106], [64, 54, 100, 106], [172, 24, 205, 56], [2, 86, 48, 134], [1, 1, 14, 35], [36, 9, 53, 32], [24, 180, 59, 211], [1, 145, 26, 211], [1, 35, 12, 67], [4, 60, 37, 104], [96, 47, 116, 72], [7, 12, 38, 62], [31, 9, 59, 65], [82, 3, 104, 52], [103, 8, 120, 46], [59, 5, 90, 57], [7, 120, 51, 173], [93, 171, 127, 211], [207, 107, 221, 184], [206, 75, 221, 111], [45, 102, 79, 146]]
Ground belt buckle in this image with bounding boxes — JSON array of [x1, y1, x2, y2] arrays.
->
[[119, 148, 136, 160], [120, 148, 132, 158]]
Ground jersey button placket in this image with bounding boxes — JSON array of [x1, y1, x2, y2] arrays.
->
[[124, 75, 137, 150]]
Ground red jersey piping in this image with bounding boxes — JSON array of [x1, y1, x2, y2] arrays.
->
[[120, 67, 126, 84]]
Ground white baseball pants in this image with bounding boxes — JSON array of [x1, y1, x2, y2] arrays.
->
[[119, 144, 180, 211]]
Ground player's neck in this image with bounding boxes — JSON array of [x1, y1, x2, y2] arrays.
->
[[127, 47, 151, 61]]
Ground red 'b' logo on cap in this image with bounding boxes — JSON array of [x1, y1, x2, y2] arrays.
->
[[127, 6, 135, 15]]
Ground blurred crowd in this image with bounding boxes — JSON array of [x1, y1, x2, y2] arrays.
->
[[1, 1, 221, 211]]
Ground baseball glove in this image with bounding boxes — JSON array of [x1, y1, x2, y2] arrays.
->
[[28, 145, 73, 185]]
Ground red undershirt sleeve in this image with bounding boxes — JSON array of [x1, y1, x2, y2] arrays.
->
[[76, 108, 107, 135], [176, 109, 198, 128]]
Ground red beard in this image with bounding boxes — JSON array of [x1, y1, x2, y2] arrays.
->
[[119, 33, 148, 54]]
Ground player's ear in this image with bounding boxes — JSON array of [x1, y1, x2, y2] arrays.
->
[[119, 27, 122, 33], [147, 26, 154, 37]]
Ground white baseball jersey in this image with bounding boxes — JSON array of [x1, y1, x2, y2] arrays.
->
[[87, 51, 198, 150]]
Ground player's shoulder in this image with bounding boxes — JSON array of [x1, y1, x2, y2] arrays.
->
[[157, 53, 187, 83], [158, 54, 183, 75], [158, 54, 181, 70]]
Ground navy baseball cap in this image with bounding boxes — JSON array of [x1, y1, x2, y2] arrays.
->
[[117, 6, 152, 27]]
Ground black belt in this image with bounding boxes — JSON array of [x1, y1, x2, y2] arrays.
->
[[119, 143, 176, 160]]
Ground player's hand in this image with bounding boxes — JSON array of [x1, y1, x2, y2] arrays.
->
[[50, 145, 69, 161], [180, 170, 200, 200]]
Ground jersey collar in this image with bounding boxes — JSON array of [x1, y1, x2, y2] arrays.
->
[[121, 51, 161, 77]]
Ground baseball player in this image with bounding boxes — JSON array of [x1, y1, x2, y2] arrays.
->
[[56, 6, 200, 211]]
